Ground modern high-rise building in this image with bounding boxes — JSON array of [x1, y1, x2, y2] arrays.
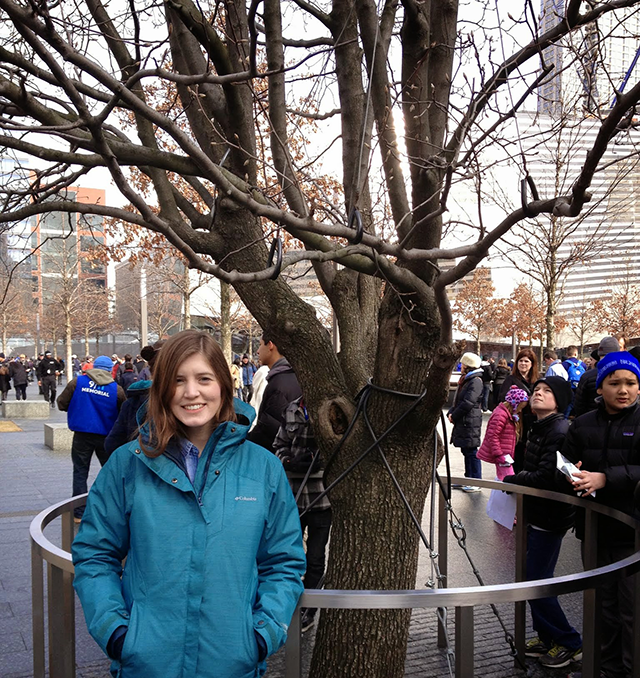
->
[[538, 0, 640, 115], [515, 111, 640, 315], [534, 1, 640, 318], [0, 156, 108, 349], [29, 187, 108, 328]]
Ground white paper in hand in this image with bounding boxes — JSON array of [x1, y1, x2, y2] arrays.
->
[[556, 451, 596, 497], [486, 485, 517, 530]]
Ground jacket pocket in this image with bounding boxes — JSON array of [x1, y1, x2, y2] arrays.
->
[[118, 602, 137, 667], [243, 603, 259, 667]]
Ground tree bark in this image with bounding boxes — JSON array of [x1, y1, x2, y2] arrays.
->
[[310, 284, 450, 678], [183, 267, 192, 330], [220, 280, 231, 362]]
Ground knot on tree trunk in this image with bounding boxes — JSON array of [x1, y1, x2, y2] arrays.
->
[[317, 397, 353, 439], [431, 340, 463, 370]]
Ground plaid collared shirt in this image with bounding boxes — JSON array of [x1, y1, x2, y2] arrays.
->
[[274, 398, 331, 512]]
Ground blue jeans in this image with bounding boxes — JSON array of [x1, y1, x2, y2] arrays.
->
[[461, 447, 482, 479], [481, 383, 491, 410], [527, 526, 581, 650]]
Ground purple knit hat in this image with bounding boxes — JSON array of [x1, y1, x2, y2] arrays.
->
[[504, 385, 529, 408]]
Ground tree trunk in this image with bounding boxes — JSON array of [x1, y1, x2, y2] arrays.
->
[[65, 312, 73, 382], [85, 328, 90, 359], [1, 310, 6, 354], [220, 280, 231, 362], [183, 268, 191, 329], [546, 281, 557, 349], [309, 286, 450, 678]]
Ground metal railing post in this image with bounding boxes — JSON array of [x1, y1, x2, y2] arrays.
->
[[513, 492, 526, 666], [284, 603, 303, 678], [31, 540, 45, 678], [29, 484, 640, 678], [454, 606, 474, 677], [634, 525, 640, 677], [47, 559, 75, 678], [581, 508, 601, 678], [437, 486, 448, 648]]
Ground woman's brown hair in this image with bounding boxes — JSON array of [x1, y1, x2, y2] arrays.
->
[[512, 347, 538, 383], [140, 330, 236, 457]]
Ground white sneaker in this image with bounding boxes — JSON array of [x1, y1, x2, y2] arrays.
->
[[462, 485, 481, 493]]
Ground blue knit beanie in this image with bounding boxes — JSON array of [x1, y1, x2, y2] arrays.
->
[[93, 355, 114, 372], [596, 351, 640, 388]]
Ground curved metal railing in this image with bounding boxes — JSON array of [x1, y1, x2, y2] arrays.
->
[[30, 479, 640, 678]]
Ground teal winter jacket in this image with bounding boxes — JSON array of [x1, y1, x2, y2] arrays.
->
[[72, 399, 305, 678]]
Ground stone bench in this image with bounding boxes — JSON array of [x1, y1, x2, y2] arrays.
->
[[2, 400, 51, 419], [44, 423, 74, 452]]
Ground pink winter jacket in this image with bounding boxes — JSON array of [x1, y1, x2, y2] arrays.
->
[[477, 402, 516, 480]]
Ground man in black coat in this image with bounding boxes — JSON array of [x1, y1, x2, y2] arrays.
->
[[573, 336, 619, 417], [37, 350, 63, 408], [247, 334, 302, 453]]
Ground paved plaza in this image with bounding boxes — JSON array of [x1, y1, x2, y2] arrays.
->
[[0, 402, 587, 677]]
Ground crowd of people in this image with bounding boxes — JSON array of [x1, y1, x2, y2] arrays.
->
[[0, 350, 157, 406], [449, 336, 640, 677], [8, 329, 636, 677]]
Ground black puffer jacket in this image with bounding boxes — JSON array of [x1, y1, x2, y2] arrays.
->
[[498, 374, 533, 402], [503, 413, 573, 532], [247, 358, 302, 453], [448, 370, 483, 448], [572, 367, 598, 417], [9, 360, 28, 386], [491, 366, 511, 408], [562, 400, 640, 545], [104, 380, 151, 455]]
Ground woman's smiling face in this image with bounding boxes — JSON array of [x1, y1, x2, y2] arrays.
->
[[517, 356, 532, 379], [170, 353, 222, 445]]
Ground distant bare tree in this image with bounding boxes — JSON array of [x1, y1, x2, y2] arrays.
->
[[592, 264, 640, 342], [452, 268, 498, 354]]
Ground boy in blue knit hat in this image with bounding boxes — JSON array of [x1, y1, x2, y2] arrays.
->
[[563, 351, 640, 678]]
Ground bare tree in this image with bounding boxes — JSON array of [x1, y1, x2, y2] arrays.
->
[[452, 267, 498, 354], [494, 111, 637, 348], [1, 2, 640, 675], [196, 280, 261, 362], [74, 282, 118, 357], [495, 282, 545, 353], [0, 282, 33, 353], [592, 264, 640, 342], [565, 292, 601, 354]]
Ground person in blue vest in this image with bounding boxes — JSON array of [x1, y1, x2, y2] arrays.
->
[[57, 355, 126, 523]]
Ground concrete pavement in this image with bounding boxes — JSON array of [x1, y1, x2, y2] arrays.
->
[[0, 404, 587, 677]]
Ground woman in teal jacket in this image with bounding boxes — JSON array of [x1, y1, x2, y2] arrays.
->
[[72, 330, 306, 678]]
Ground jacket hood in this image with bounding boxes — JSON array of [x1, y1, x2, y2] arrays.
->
[[127, 379, 152, 396], [85, 368, 115, 385], [266, 357, 294, 380]]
